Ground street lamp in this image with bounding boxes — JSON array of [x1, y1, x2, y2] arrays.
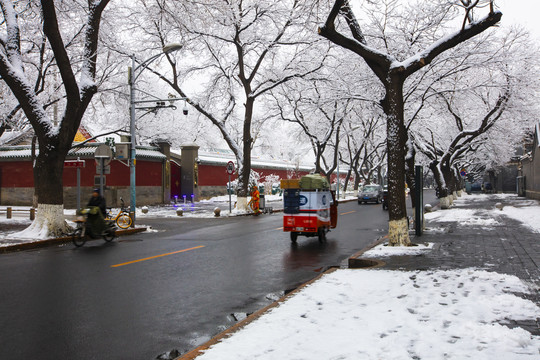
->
[[128, 43, 184, 224]]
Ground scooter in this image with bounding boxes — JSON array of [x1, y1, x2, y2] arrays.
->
[[71, 207, 117, 247]]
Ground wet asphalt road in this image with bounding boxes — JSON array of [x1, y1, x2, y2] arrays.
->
[[0, 192, 436, 359]]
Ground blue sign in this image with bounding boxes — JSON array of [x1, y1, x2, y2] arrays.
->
[[299, 195, 308, 206], [322, 195, 327, 205]]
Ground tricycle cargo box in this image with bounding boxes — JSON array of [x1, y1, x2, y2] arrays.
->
[[299, 174, 329, 190], [280, 179, 300, 189]]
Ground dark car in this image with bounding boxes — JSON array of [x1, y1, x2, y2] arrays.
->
[[470, 182, 482, 193], [358, 184, 383, 204]]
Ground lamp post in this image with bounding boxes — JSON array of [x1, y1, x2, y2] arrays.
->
[[128, 43, 183, 224]]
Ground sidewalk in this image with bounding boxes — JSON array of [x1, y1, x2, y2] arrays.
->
[[179, 193, 540, 360]]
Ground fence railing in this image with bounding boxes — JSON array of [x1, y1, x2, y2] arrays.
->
[[0, 207, 36, 220]]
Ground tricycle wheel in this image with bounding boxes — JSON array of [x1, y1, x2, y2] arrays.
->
[[71, 228, 86, 247], [103, 228, 116, 242], [318, 227, 327, 243], [290, 232, 298, 243]]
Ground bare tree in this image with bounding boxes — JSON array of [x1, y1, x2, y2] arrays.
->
[[319, 0, 502, 245], [0, 0, 111, 236], [122, 0, 329, 209], [340, 110, 386, 193], [272, 79, 354, 182]]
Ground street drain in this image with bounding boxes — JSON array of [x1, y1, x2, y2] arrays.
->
[[348, 257, 385, 269]]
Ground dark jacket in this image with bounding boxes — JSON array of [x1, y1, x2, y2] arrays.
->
[[88, 195, 106, 217]]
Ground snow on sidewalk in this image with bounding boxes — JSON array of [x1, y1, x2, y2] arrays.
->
[[194, 268, 540, 360]]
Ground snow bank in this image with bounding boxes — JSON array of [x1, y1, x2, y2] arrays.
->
[[363, 242, 434, 257], [497, 205, 540, 233], [196, 269, 540, 360]]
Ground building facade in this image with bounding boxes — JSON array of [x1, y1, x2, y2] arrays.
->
[[0, 135, 319, 207], [520, 122, 540, 200]]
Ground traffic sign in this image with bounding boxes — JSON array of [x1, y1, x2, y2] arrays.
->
[[95, 144, 113, 166], [96, 164, 111, 175], [226, 161, 235, 175], [64, 160, 85, 168], [460, 168, 467, 177]]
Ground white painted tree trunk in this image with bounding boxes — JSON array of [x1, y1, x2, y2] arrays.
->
[[236, 196, 248, 212], [452, 191, 458, 200], [388, 218, 411, 246], [12, 204, 69, 239], [440, 196, 451, 209], [457, 190, 462, 197]]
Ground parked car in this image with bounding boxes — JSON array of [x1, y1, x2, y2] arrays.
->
[[358, 184, 383, 204], [470, 182, 482, 193]]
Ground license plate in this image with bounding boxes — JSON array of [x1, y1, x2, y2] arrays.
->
[[363, 196, 369, 200], [295, 227, 304, 231]]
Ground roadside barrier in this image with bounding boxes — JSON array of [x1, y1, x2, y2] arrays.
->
[[0, 207, 36, 220]]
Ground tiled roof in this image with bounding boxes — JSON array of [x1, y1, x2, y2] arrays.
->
[[170, 149, 315, 172], [0, 143, 165, 160]]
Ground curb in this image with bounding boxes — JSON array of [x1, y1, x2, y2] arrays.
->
[[176, 223, 384, 360], [0, 227, 147, 254], [177, 266, 339, 360], [347, 235, 388, 269]]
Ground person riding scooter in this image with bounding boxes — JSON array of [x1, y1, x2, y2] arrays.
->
[[84, 188, 107, 236]]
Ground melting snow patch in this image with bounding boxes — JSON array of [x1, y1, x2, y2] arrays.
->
[[497, 205, 540, 233], [362, 242, 434, 258]]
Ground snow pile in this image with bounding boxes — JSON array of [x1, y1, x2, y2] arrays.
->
[[196, 269, 540, 360], [424, 208, 500, 227], [497, 205, 540, 233], [362, 242, 434, 257], [426, 193, 540, 233]]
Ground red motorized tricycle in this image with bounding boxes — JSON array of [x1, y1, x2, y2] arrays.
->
[[282, 175, 338, 243]]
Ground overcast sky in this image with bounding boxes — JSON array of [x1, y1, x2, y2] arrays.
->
[[497, 0, 540, 38]]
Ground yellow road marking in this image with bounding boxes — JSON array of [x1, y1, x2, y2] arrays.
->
[[111, 245, 205, 268], [276, 227, 284, 230], [340, 211, 356, 216]]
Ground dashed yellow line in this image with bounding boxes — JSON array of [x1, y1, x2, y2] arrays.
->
[[276, 227, 284, 230], [111, 245, 205, 268], [340, 211, 356, 216]]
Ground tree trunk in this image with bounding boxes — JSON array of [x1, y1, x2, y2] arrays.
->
[[13, 141, 70, 238], [382, 75, 410, 246], [236, 97, 255, 210], [430, 161, 452, 209], [405, 145, 416, 208]]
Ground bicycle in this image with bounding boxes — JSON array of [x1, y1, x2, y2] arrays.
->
[[106, 197, 132, 229], [71, 208, 116, 247], [247, 196, 261, 215]]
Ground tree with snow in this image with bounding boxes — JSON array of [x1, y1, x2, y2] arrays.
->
[[272, 79, 354, 182], [121, 0, 329, 210], [410, 25, 540, 207], [340, 108, 387, 193], [319, 0, 502, 246], [0, 0, 111, 236]]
